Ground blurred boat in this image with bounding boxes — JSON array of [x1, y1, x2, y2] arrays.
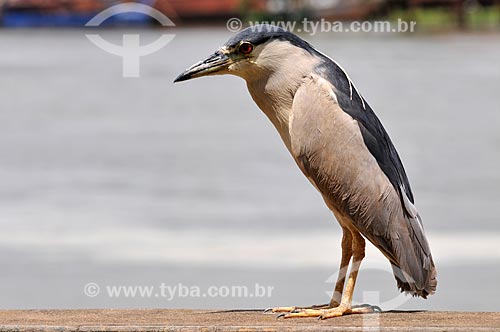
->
[[0, 0, 416, 27], [0, 0, 157, 27], [0, 0, 266, 26]]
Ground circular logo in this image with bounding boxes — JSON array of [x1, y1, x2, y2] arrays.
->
[[84, 282, 101, 297], [226, 18, 243, 33]]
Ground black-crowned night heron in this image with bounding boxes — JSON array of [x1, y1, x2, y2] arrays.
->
[[174, 25, 437, 319]]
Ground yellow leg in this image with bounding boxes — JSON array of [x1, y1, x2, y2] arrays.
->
[[319, 232, 365, 319], [279, 231, 377, 319], [330, 227, 352, 307], [268, 227, 352, 314]]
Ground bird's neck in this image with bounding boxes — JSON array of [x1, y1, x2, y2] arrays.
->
[[235, 40, 318, 151], [245, 77, 294, 150], [245, 62, 317, 152]]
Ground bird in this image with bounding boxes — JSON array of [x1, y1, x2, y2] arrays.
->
[[174, 24, 437, 319]]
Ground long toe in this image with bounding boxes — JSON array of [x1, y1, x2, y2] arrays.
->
[[282, 309, 326, 318], [350, 304, 381, 314], [319, 304, 380, 320], [266, 303, 331, 314], [268, 306, 296, 313], [318, 305, 351, 320]]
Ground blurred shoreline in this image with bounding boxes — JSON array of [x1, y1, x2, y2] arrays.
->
[[0, 0, 499, 32]]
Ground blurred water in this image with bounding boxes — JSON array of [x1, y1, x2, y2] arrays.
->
[[0, 28, 499, 311]]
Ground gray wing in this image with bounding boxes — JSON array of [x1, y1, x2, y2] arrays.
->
[[315, 57, 415, 205], [289, 74, 437, 298]]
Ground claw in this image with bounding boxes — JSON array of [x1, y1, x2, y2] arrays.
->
[[276, 313, 286, 319], [263, 308, 273, 313], [354, 303, 381, 312]]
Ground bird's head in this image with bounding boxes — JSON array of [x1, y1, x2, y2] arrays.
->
[[173, 25, 317, 83]]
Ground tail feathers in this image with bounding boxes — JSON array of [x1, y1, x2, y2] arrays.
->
[[390, 213, 437, 298], [392, 258, 437, 298]]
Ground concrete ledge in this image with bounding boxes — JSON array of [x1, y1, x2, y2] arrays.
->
[[0, 309, 499, 332]]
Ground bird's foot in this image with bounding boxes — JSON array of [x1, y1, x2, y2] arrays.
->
[[272, 303, 380, 319], [264, 303, 331, 313]]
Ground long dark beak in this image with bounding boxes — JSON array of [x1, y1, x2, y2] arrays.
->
[[174, 51, 231, 83]]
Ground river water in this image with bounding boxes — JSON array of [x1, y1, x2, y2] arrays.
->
[[0, 28, 499, 311]]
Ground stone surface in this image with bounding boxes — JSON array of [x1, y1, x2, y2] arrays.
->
[[0, 309, 499, 332]]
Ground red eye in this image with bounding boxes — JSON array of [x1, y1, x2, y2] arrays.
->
[[239, 42, 253, 54]]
